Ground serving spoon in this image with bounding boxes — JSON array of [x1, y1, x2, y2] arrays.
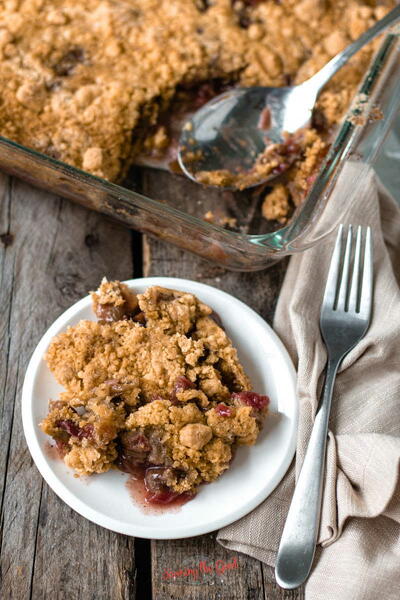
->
[[178, 4, 400, 190]]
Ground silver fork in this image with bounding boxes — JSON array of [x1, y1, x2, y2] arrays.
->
[[275, 224, 373, 589]]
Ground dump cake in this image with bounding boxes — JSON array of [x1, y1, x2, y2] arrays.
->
[[40, 279, 269, 504], [0, 0, 394, 221]]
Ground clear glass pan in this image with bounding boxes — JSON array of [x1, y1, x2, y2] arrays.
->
[[0, 35, 399, 271]]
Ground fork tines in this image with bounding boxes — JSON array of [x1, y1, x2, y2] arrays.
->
[[322, 224, 373, 317]]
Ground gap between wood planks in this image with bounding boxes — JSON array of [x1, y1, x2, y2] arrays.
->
[[131, 230, 154, 599]]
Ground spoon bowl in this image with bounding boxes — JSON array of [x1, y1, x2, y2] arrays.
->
[[178, 84, 317, 189]]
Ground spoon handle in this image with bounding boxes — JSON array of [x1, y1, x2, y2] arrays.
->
[[304, 4, 400, 96]]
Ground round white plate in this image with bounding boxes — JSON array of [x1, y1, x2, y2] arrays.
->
[[22, 277, 298, 539]]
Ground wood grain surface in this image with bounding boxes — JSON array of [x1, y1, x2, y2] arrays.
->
[[0, 168, 303, 600]]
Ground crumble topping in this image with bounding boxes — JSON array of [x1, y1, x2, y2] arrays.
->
[[0, 0, 393, 220], [40, 279, 269, 501], [262, 183, 290, 224]]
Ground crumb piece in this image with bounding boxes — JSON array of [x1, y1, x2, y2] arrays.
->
[[179, 423, 213, 450], [204, 210, 237, 229], [82, 147, 103, 171], [262, 183, 290, 223], [90, 278, 138, 322]]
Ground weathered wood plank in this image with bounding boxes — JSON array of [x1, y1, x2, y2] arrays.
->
[[151, 534, 264, 600], [140, 169, 300, 600], [0, 174, 137, 600], [262, 565, 304, 600]]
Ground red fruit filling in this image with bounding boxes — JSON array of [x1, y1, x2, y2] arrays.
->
[[116, 434, 190, 505], [231, 391, 269, 410], [144, 466, 178, 503], [215, 403, 233, 417], [55, 438, 69, 457], [56, 419, 94, 440], [117, 431, 151, 473], [144, 466, 194, 505], [170, 375, 196, 403]]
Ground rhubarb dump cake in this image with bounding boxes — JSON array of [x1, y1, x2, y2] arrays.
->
[[0, 1, 394, 222], [40, 279, 269, 505]]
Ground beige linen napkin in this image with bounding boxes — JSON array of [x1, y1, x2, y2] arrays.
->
[[217, 162, 400, 600]]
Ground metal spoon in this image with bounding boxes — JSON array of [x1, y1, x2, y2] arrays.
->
[[178, 5, 400, 190]]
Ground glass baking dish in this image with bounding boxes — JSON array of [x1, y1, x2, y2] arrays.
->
[[0, 34, 399, 271]]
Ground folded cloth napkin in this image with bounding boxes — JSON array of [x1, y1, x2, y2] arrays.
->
[[217, 162, 400, 600]]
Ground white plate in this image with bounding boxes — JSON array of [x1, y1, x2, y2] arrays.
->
[[22, 277, 298, 539]]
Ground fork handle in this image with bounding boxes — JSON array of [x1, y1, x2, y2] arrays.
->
[[275, 356, 341, 589]]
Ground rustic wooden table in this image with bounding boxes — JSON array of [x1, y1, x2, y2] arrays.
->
[[0, 168, 304, 600]]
